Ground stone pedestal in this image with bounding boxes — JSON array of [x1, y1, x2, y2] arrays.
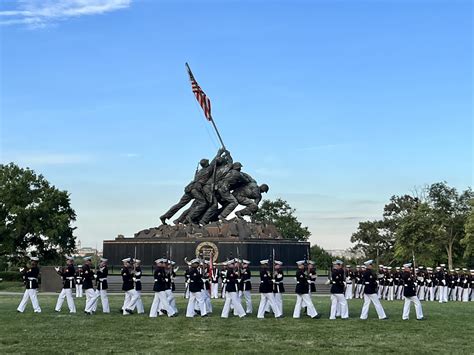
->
[[40, 266, 62, 292]]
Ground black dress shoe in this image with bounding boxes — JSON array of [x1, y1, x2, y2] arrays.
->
[[381, 317, 389, 320], [312, 314, 321, 319], [125, 309, 133, 314]]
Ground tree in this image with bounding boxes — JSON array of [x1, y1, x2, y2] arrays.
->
[[0, 163, 77, 264], [350, 220, 393, 264], [393, 202, 442, 266], [310, 244, 333, 271], [461, 198, 474, 257], [252, 198, 310, 241], [427, 182, 473, 269]]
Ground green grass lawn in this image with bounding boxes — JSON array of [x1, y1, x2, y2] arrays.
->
[[0, 293, 472, 354], [0, 282, 24, 292]]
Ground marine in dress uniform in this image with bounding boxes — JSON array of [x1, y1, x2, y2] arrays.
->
[[461, 268, 470, 302], [241, 260, 253, 314], [221, 260, 246, 318], [344, 265, 354, 300], [200, 260, 212, 314], [184, 264, 191, 299], [186, 259, 208, 317], [385, 267, 394, 301], [273, 261, 285, 315], [75, 265, 83, 298], [93, 258, 110, 313], [425, 267, 435, 301], [150, 259, 177, 317], [355, 266, 365, 298], [121, 257, 139, 315], [437, 264, 448, 303], [220, 264, 228, 298], [54, 256, 76, 313], [132, 259, 145, 314], [377, 265, 385, 299], [359, 260, 387, 320], [257, 260, 282, 318], [165, 260, 178, 314], [402, 263, 424, 320], [448, 269, 457, 301], [456, 268, 464, 302], [210, 265, 220, 299], [394, 267, 403, 300], [293, 260, 320, 319], [17, 256, 42, 313], [329, 260, 349, 319], [83, 256, 98, 314]]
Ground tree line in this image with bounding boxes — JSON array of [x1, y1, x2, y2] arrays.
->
[[350, 182, 473, 270]]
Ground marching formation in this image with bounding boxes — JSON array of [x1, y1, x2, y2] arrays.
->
[[346, 263, 473, 303], [16, 256, 474, 321]]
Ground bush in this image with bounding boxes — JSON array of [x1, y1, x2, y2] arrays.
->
[[0, 271, 22, 282]]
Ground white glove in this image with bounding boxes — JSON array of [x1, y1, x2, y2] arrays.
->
[[325, 280, 330, 285], [132, 277, 137, 282], [19, 267, 25, 273], [54, 267, 60, 272]]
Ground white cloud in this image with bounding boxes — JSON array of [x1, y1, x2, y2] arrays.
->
[[0, 0, 132, 28], [121, 153, 140, 158]]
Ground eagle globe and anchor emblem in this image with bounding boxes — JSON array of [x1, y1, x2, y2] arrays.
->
[[195, 241, 219, 261]]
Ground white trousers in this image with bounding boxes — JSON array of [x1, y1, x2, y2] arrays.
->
[[91, 289, 110, 313], [439, 286, 448, 303], [221, 292, 245, 318], [122, 289, 139, 315], [17, 289, 41, 313], [165, 289, 178, 313], [356, 284, 363, 298], [462, 288, 469, 302], [242, 290, 253, 313], [427, 287, 435, 301], [418, 286, 425, 301], [150, 291, 176, 317], [55, 288, 76, 313], [386, 286, 394, 301], [403, 296, 423, 320], [330, 294, 349, 319], [75, 284, 83, 298], [211, 283, 219, 298], [133, 290, 144, 314], [84, 288, 99, 313], [377, 286, 383, 299], [397, 286, 404, 300], [456, 286, 463, 301], [360, 293, 387, 319], [202, 289, 212, 313], [186, 291, 207, 317], [257, 293, 281, 318], [345, 284, 353, 299], [274, 293, 283, 315], [293, 294, 317, 318]]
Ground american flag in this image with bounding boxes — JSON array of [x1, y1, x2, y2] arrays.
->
[[186, 63, 212, 121]]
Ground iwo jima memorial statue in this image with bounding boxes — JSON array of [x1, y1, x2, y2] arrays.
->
[[103, 64, 309, 266]]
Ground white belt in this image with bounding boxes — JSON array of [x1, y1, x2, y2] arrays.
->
[[28, 277, 38, 280], [66, 277, 74, 280], [99, 278, 107, 281]]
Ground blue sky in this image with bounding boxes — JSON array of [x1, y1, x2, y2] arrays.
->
[[0, 0, 472, 250]]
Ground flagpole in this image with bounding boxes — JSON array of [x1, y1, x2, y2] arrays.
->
[[209, 115, 226, 150], [185, 62, 227, 150]]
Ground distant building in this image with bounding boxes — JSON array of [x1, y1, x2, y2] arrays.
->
[[326, 249, 364, 260], [75, 247, 102, 257]]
